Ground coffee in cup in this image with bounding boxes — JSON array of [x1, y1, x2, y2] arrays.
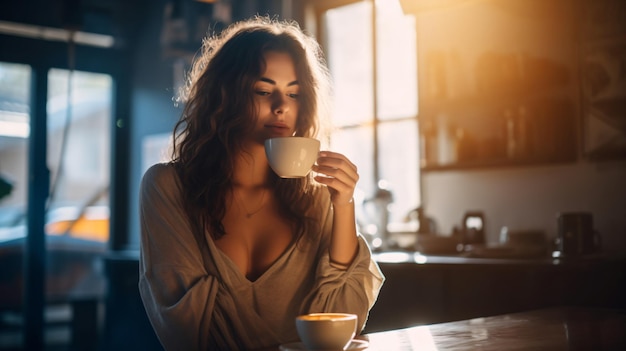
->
[[295, 313, 357, 350], [264, 137, 320, 178]]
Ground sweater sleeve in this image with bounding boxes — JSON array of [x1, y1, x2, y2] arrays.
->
[[138, 164, 219, 351], [304, 191, 385, 333]]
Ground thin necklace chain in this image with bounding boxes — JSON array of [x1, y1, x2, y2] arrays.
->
[[233, 156, 268, 218], [233, 188, 267, 219]]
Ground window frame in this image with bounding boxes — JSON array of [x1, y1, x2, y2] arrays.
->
[[305, 0, 422, 247], [0, 32, 131, 347]]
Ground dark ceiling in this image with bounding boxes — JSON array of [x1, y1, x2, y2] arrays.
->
[[0, 0, 150, 38], [0, 0, 285, 54]]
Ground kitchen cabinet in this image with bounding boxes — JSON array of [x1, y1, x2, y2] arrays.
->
[[418, 94, 577, 171], [366, 253, 626, 332], [412, 0, 579, 171], [364, 254, 626, 333]]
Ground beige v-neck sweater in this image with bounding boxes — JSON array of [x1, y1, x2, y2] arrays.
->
[[138, 163, 384, 351]]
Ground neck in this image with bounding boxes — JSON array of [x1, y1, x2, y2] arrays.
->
[[232, 142, 270, 187]]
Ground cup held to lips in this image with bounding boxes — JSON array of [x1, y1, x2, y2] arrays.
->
[[295, 313, 357, 350], [264, 137, 320, 178]]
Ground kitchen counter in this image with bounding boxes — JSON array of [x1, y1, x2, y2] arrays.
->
[[364, 251, 626, 333], [373, 250, 626, 265], [363, 306, 626, 350]]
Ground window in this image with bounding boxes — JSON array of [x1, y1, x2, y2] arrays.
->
[[0, 61, 112, 348], [0, 64, 113, 242], [45, 69, 112, 242], [320, 0, 420, 249], [0, 62, 31, 230]]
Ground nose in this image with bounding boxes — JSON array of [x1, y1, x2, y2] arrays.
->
[[272, 94, 289, 115]]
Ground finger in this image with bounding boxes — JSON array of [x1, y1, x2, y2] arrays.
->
[[314, 165, 359, 200], [317, 151, 357, 173], [313, 163, 358, 186], [314, 174, 353, 198]]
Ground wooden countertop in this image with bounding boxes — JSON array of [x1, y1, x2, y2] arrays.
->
[[365, 250, 626, 332], [363, 306, 626, 350]]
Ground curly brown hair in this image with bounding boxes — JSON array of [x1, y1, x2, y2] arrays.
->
[[171, 16, 331, 240]]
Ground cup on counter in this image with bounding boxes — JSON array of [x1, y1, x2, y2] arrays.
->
[[264, 137, 320, 178], [500, 227, 547, 247], [295, 313, 357, 350], [556, 212, 601, 256]]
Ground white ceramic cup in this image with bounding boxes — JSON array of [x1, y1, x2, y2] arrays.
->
[[264, 137, 320, 178], [295, 313, 357, 350]]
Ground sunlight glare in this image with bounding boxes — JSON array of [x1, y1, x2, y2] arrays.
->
[[368, 325, 439, 351]]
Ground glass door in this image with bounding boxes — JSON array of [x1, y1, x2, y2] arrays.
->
[[0, 65, 32, 344], [0, 61, 113, 348]]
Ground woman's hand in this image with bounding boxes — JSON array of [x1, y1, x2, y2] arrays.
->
[[314, 151, 359, 266], [313, 151, 359, 207]]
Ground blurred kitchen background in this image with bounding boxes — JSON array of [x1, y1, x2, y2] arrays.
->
[[1, 0, 625, 350]]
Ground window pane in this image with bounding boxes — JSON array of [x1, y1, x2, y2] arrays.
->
[[46, 69, 112, 242], [0, 62, 31, 339], [0, 62, 31, 231], [324, 2, 374, 126], [329, 125, 375, 203], [323, 0, 422, 249], [378, 120, 420, 225], [376, 2, 418, 120]]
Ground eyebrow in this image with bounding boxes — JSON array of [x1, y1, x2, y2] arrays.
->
[[259, 77, 299, 86]]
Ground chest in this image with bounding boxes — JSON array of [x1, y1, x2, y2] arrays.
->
[[216, 199, 294, 281]]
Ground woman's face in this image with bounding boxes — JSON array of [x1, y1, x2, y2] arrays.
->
[[250, 50, 300, 144]]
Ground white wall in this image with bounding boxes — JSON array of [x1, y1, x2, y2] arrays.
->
[[422, 160, 626, 252]]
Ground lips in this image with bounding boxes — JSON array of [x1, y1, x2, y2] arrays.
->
[[265, 123, 291, 136]]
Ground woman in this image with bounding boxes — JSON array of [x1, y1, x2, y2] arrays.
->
[[139, 16, 384, 350]]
